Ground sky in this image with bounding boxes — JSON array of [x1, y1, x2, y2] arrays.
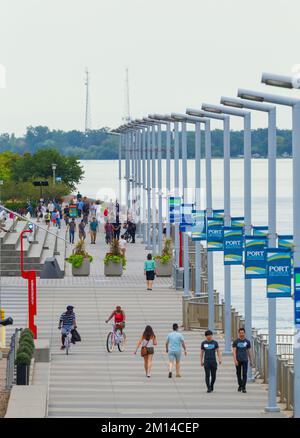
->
[[0, 0, 300, 136]]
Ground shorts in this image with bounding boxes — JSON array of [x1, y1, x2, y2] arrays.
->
[[61, 326, 73, 335], [146, 270, 155, 281], [168, 351, 181, 362]]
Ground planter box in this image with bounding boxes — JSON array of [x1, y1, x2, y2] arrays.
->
[[155, 259, 172, 277], [104, 260, 123, 277], [16, 364, 29, 385], [72, 258, 91, 276]]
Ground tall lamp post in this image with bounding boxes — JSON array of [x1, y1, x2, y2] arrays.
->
[[52, 163, 57, 186], [238, 79, 300, 416]]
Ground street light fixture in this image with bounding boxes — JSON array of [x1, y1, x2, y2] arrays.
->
[[52, 163, 57, 186], [261, 72, 295, 89]]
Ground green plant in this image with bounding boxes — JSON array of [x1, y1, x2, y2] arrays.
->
[[17, 345, 33, 358], [20, 328, 34, 339], [19, 338, 35, 351], [66, 240, 93, 268], [15, 352, 31, 366], [154, 238, 173, 264], [103, 238, 126, 269]]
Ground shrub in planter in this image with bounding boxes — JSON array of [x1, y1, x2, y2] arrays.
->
[[66, 240, 93, 276], [15, 352, 31, 385], [154, 238, 173, 276], [104, 238, 126, 276], [17, 345, 33, 358], [19, 335, 35, 349], [20, 328, 34, 339]]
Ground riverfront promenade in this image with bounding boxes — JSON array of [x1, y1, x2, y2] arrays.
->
[[1, 225, 286, 418]]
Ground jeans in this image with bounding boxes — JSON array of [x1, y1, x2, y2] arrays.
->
[[204, 362, 217, 389], [69, 231, 75, 243], [236, 361, 248, 389]]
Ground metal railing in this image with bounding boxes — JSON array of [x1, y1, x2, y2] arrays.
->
[[5, 328, 21, 390]]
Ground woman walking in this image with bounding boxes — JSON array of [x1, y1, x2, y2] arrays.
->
[[134, 326, 157, 378], [78, 219, 86, 241], [144, 253, 156, 291]]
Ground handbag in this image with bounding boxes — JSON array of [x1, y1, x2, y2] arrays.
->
[[141, 340, 149, 357], [71, 328, 81, 342]]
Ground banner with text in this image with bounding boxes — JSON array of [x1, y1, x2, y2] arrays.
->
[[223, 227, 244, 265], [294, 268, 300, 328], [245, 236, 267, 279], [191, 210, 206, 241], [207, 217, 224, 251], [266, 248, 292, 298]]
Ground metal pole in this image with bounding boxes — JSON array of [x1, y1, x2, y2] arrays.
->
[[265, 106, 280, 412], [137, 129, 142, 237], [157, 124, 163, 253], [151, 125, 157, 255], [142, 128, 147, 244], [243, 113, 253, 381], [166, 122, 171, 239], [223, 116, 232, 354], [126, 132, 130, 213], [195, 121, 202, 296], [293, 102, 300, 418], [182, 121, 189, 297], [205, 121, 215, 331], [174, 121, 180, 267], [118, 134, 122, 208], [146, 126, 152, 250]]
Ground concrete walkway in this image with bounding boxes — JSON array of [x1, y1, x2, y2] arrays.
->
[[1, 224, 286, 418]]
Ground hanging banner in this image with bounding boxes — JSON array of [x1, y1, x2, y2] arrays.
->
[[223, 227, 244, 265], [213, 209, 224, 219], [168, 197, 181, 224], [191, 210, 206, 241], [266, 248, 292, 298], [207, 217, 224, 251], [278, 235, 293, 250], [231, 217, 245, 228], [180, 203, 194, 231], [294, 268, 300, 328], [244, 236, 267, 279], [253, 226, 268, 237]]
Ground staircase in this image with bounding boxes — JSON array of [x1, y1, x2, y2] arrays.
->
[[0, 218, 66, 277]]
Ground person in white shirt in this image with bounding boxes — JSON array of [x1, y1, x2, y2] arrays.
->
[[119, 235, 127, 257]]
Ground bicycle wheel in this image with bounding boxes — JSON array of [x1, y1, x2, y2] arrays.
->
[[118, 332, 126, 352], [106, 332, 115, 353], [125, 233, 132, 243]]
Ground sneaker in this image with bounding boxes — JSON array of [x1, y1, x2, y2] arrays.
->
[[238, 386, 242, 392], [210, 385, 214, 392], [60, 346, 65, 350], [242, 388, 247, 393], [207, 388, 212, 393], [168, 372, 172, 378]]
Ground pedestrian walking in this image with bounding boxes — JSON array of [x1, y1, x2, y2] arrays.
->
[[232, 328, 253, 393], [166, 323, 187, 378], [112, 221, 121, 240], [144, 253, 156, 291], [68, 218, 76, 244], [201, 330, 222, 393], [104, 221, 113, 244], [55, 209, 61, 229], [51, 210, 57, 226], [78, 220, 86, 241], [119, 234, 127, 257], [89, 217, 99, 244], [134, 326, 157, 378], [127, 220, 136, 243], [44, 209, 51, 227], [77, 199, 84, 218]]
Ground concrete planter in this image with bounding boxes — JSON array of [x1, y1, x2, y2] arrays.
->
[[155, 259, 172, 277], [104, 259, 123, 277], [72, 257, 91, 276]]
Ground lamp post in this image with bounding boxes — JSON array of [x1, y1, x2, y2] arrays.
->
[[238, 84, 300, 416], [52, 163, 57, 186]]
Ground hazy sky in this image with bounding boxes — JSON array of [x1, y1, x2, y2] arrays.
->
[[1, 0, 300, 135]]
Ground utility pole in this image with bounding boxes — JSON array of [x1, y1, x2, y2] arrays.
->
[[84, 68, 92, 133]]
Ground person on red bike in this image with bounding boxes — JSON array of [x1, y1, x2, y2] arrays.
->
[[105, 306, 126, 333]]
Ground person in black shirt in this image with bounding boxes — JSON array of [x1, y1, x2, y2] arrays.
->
[[232, 327, 253, 393], [127, 220, 136, 243], [201, 330, 222, 393]]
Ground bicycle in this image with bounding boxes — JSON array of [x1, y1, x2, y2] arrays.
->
[[106, 323, 126, 353], [123, 229, 132, 243]]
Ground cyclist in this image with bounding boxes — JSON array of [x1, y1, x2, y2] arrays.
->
[[105, 306, 126, 335], [58, 305, 77, 350]]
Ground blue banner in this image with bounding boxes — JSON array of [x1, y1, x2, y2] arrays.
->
[[213, 209, 224, 219], [168, 197, 181, 224], [181, 203, 193, 225], [278, 235, 293, 250], [207, 217, 224, 251], [223, 227, 244, 265], [253, 226, 268, 237], [191, 210, 206, 241], [294, 268, 300, 328], [266, 248, 292, 298], [231, 217, 245, 228], [245, 236, 267, 279]]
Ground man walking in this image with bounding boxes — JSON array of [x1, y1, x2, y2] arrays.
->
[[232, 328, 253, 393], [68, 218, 76, 244], [201, 330, 222, 393], [166, 323, 187, 378], [89, 217, 99, 244]]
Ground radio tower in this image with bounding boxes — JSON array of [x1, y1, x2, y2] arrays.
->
[[84, 68, 92, 132], [123, 68, 131, 122]]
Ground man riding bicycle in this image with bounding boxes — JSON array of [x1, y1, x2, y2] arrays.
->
[[105, 306, 126, 334], [58, 305, 77, 350]]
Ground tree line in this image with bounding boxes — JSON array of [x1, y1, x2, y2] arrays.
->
[[0, 125, 293, 159]]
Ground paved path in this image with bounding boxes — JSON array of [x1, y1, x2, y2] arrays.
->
[[1, 224, 286, 418]]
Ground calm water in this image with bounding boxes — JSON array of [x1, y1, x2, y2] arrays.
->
[[78, 159, 294, 332]]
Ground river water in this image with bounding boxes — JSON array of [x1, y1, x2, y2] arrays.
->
[[77, 159, 294, 332]]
